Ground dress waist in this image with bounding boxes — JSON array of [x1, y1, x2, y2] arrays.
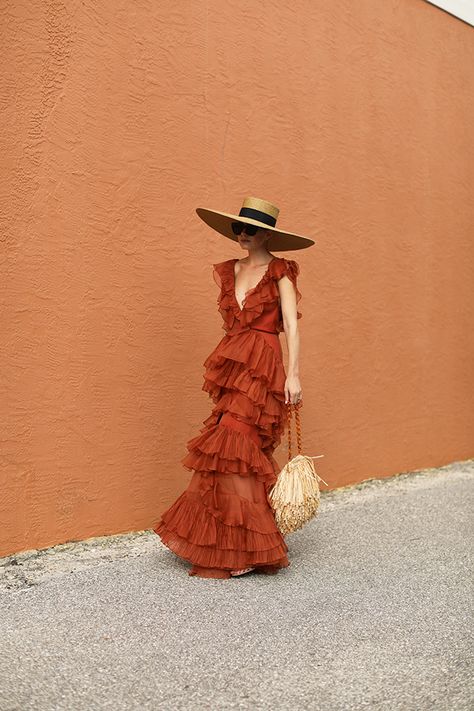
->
[[227, 324, 278, 336], [250, 325, 278, 334]]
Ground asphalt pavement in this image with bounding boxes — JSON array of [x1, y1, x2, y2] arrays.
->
[[1, 459, 473, 711]]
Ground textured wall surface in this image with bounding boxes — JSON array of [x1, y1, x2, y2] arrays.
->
[[1, 0, 473, 556]]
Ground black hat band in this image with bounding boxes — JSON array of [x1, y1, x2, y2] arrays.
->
[[238, 207, 277, 227]]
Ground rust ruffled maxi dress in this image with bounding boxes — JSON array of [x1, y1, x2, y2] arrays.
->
[[154, 256, 302, 579]]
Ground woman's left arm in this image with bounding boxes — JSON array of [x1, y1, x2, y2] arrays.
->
[[278, 275, 302, 405]]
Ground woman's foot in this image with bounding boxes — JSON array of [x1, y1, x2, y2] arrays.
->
[[230, 567, 255, 576]]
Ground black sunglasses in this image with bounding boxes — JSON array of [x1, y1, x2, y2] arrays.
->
[[231, 222, 261, 237]]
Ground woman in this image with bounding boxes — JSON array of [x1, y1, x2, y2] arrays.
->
[[154, 196, 315, 579]]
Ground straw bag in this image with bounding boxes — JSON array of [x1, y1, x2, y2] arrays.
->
[[268, 401, 327, 535]]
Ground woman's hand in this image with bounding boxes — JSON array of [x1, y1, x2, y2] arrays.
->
[[284, 373, 302, 405]]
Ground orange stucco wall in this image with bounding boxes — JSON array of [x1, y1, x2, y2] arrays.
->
[[1, 1, 473, 557]]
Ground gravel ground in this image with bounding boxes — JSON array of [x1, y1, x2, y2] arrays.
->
[[1, 459, 473, 711]]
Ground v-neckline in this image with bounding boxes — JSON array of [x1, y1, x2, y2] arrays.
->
[[232, 257, 277, 312]]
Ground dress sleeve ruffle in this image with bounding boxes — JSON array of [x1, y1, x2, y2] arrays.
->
[[212, 260, 237, 331], [272, 258, 303, 321], [212, 262, 223, 290]]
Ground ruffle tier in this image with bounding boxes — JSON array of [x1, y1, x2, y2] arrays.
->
[[154, 485, 290, 573], [155, 521, 289, 575], [180, 418, 276, 486], [200, 328, 286, 452]]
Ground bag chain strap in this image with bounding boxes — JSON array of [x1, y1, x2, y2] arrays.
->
[[286, 402, 328, 485], [287, 401, 303, 461]]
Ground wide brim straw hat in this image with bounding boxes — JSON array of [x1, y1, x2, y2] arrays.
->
[[196, 196, 316, 251]]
